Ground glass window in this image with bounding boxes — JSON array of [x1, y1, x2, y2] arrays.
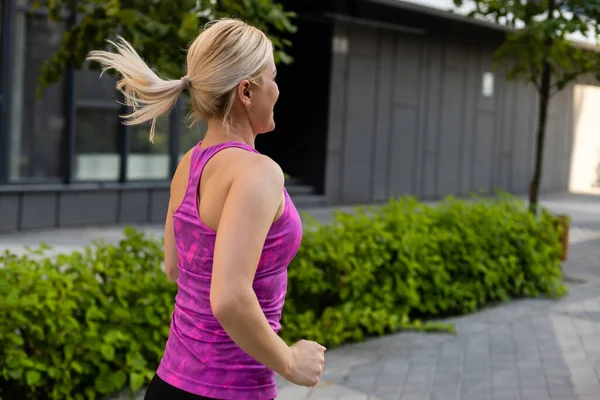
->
[[128, 117, 170, 180], [74, 63, 120, 181], [179, 100, 207, 160], [76, 63, 118, 100], [74, 108, 120, 181], [0, 2, 4, 90], [9, 12, 66, 181]]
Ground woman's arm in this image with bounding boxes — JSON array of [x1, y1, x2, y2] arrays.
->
[[163, 199, 179, 282], [210, 156, 293, 378]]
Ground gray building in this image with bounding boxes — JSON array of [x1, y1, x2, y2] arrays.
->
[[0, 0, 592, 232], [322, 0, 576, 204]]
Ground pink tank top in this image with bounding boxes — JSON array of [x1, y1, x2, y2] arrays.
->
[[156, 141, 303, 400]]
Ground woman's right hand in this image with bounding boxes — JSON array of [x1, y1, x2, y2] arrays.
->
[[285, 339, 326, 387]]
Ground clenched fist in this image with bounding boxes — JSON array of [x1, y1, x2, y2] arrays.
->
[[284, 339, 326, 387]]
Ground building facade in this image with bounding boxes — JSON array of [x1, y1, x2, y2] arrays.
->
[[324, 16, 574, 204], [0, 0, 596, 232], [0, 0, 212, 232]]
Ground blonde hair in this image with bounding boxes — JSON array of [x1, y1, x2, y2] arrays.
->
[[87, 19, 274, 142]]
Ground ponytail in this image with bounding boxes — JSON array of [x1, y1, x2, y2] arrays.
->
[[89, 20, 274, 140], [87, 37, 188, 142]]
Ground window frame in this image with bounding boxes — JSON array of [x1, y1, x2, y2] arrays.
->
[[0, 0, 182, 186]]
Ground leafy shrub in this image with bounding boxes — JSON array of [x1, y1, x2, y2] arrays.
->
[[0, 227, 176, 400], [280, 193, 567, 347], [0, 194, 566, 399]]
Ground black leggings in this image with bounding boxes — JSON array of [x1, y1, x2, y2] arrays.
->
[[144, 373, 274, 400], [144, 374, 216, 400]]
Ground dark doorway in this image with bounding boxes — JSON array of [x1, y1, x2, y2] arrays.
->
[[256, 16, 333, 194]]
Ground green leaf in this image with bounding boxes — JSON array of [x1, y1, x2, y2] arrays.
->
[[26, 370, 41, 386], [71, 361, 84, 373], [100, 344, 115, 361], [181, 12, 199, 33], [118, 9, 139, 25], [130, 372, 145, 392], [64, 343, 74, 360], [111, 370, 128, 390]]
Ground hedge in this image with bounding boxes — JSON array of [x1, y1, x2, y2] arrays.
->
[[0, 193, 567, 400]]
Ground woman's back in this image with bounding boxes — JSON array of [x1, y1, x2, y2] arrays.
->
[[157, 141, 303, 399], [87, 18, 327, 400]]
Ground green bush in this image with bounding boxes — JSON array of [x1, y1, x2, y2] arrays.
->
[[0, 194, 566, 399], [0, 228, 176, 400], [280, 193, 567, 347]]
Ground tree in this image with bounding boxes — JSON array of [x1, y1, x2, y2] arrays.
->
[[453, 0, 600, 213], [33, 0, 296, 93]]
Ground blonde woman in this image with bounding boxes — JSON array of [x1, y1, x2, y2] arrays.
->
[[88, 19, 326, 400]]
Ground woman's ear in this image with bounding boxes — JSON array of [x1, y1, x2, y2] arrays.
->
[[237, 79, 253, 110]]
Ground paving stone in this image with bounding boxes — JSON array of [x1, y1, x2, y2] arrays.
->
[[398, 394, 429, 400], [276, 384, 312, 400], [547, 384, 577, 398], [519, 386, 549, 398], [371, 369, 404, 399]]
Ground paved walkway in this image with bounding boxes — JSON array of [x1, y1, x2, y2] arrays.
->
[[275, 238, 600, 400], [2, 192, 600, 400]]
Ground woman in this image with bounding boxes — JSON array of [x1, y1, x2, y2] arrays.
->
[[87, 19, 325, 400]]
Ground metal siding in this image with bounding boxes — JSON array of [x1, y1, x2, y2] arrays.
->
[[59, 191, 119, 226], [341, 28, 378, 203], [489, 65, 505, 191], [498, 80, 518, 191], [460, 46, 479, 195], [421, 41, 443, 198], [0, 194, 19, 231], [150, 189, 169, 223], [437, 64, 466, 196], [389, 106, 419, 197], [21, 193, 57, 229], [119, 190, 150, 223], [371, 32, 395, 201], [324, 24, 576, 204], [472, 48, 496, 193], [473, 113, 496, 192], [511, 84, 536, 192], [324, 23, 350, 203], [393, 37, 421, 107], [414, 39, 429, 197], [388, 34, 423, 198]]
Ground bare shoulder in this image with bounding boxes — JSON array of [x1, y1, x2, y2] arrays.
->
[[169, 148, 194, 207], [230, 151, 284, 193]]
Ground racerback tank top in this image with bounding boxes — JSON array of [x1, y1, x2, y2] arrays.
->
[[156, 141, 303, 400]]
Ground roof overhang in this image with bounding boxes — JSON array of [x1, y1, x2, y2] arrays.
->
[[367, 0, 512, 32], [367, 0, 598, 49]]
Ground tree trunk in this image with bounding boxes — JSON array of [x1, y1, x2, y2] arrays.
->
[[529, 0, 556, 214], [529, 62, 552, 214]]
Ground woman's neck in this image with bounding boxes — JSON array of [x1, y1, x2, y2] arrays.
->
[[202, 118, 256, 148]]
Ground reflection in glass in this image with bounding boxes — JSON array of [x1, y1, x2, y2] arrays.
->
[[128, 118, 170, 180], [74, 109, 120, 181], [9, 12, 65, 181], [74, 63, 120, 181], [179, 100, 207, 161]]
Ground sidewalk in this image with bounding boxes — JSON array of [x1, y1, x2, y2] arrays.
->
[[274, 234, 600, 400], [274, 193, 600, 400], [3, 192, 600, 400]]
